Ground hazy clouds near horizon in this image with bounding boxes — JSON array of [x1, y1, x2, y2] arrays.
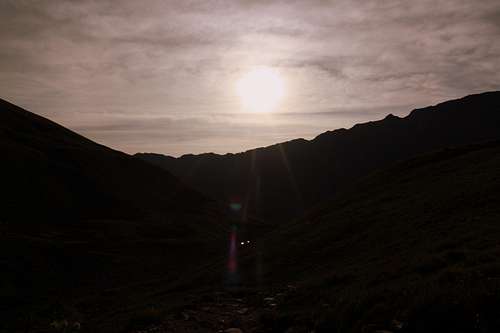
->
[[1, 0, 499, 156]]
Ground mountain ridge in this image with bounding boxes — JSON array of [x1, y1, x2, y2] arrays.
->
[[136, 91, 500, 222], [137, 91, 499, 159]]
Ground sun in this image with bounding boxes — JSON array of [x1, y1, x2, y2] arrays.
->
[[236, 67, 285, 113]]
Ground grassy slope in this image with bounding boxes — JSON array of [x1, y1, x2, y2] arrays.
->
[[237, 141, 500, 332]]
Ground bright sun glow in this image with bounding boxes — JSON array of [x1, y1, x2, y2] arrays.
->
[[237, 67, 285, 113]]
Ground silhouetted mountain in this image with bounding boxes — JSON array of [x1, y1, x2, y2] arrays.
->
[[235, 141, 500, 332], [3, 92, 500, 332], [0, 98, 231, 331], [136, 91, 500, 223], [0, 99, 212, 224]]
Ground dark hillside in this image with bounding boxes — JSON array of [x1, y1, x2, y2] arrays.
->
[[236, 141, 500, 332], [0, 98, 231, 332]]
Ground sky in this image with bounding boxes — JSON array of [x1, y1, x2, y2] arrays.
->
[[1, 0, 500, 156]]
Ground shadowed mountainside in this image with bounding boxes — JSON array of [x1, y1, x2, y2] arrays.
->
[[0, 98, 234, 332], [232, 141, 500, 332], [0, 98, 209, 224], [136, 91, 500, 223]]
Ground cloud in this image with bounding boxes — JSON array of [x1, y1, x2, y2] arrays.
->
[[1, 0, 499, 155], [72, 113, 328, 156]]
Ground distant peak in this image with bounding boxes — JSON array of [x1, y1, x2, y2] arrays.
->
[[384, 113, 400, 120]]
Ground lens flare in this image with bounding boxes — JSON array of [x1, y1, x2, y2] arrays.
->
[[228, 227, 238, 274]]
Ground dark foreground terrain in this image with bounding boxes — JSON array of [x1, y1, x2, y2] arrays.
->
[[236, 141, 500, 332], [0, 98, 238, 332], [2, 93, 500, 332], [127, 141, 500, 333]]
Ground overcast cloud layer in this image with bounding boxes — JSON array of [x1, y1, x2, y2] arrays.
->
[[1, 0, 499, 156]]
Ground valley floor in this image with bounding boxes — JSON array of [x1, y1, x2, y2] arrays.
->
[[129, 286, 300, 333]]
